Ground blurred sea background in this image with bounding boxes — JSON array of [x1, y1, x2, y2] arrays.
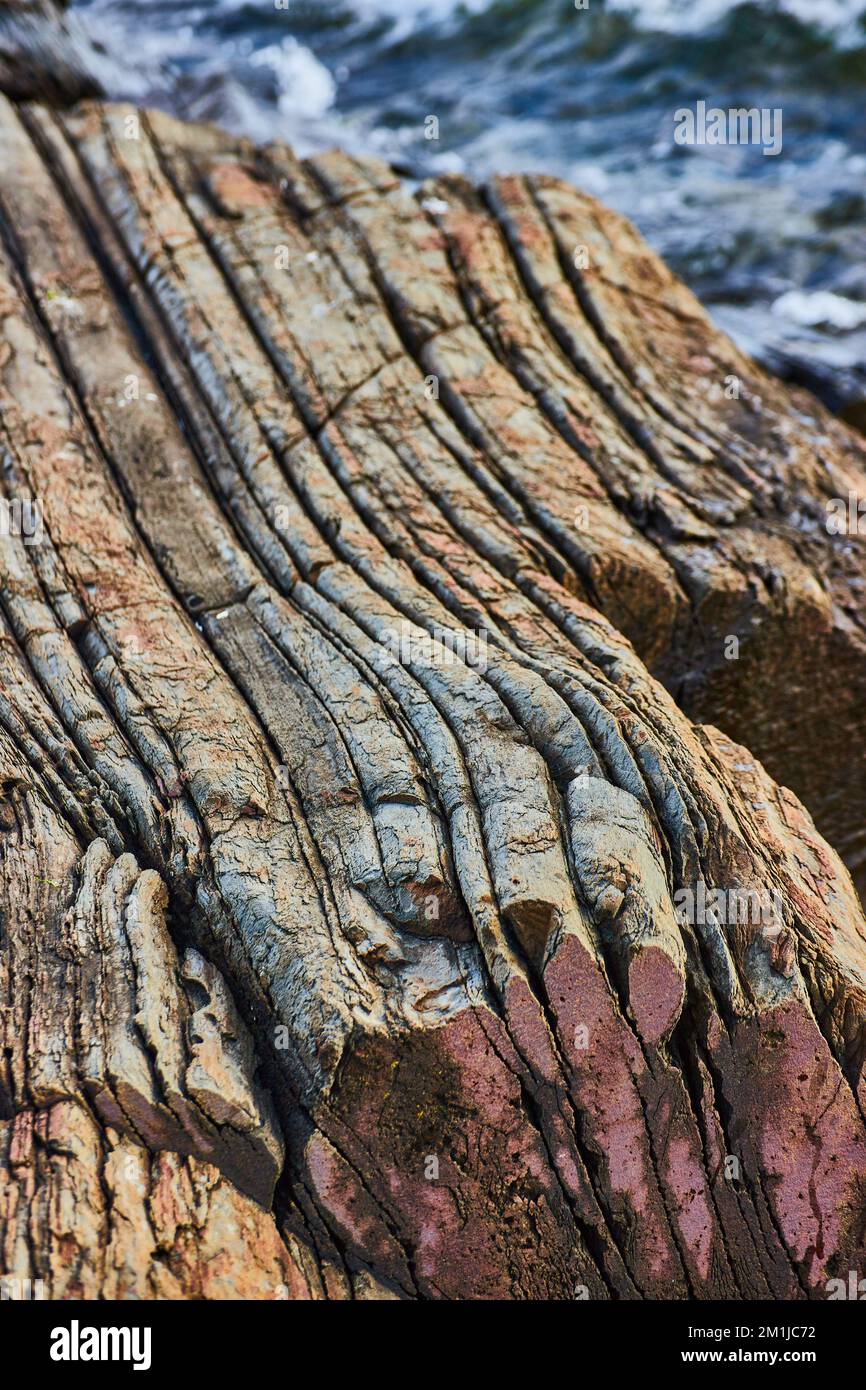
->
[[68, 0, 866, 422]]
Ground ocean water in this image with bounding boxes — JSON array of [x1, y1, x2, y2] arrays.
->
[[70, 0, 866, 420]]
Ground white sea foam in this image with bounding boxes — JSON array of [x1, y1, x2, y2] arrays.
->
[[351, 0, 493, 20], [772, 289, 866, 331], [250, 38, 336, 120]]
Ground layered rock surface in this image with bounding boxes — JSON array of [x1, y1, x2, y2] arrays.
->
[[0, 97, 865, 1298]]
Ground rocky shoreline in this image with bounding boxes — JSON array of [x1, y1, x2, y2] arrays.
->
[[0, 52, 865, 1297]]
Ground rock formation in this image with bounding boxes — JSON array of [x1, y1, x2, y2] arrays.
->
[[0, 95, 865, 1299]]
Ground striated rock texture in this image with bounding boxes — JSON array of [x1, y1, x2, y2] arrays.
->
[[0, 97, 865, 1300]]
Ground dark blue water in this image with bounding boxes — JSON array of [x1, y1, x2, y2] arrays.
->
[[71, 0, 866, 420]]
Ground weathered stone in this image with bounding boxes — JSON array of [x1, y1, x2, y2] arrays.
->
[[0, 95, 864, 1300]]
